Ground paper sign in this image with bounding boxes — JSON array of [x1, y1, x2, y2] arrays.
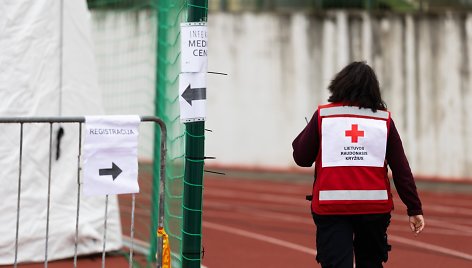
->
[[181, 22, 208, 73], [179, 72, 206, 122], [321, 117, 387, 167], [83, 115, 140, 195]]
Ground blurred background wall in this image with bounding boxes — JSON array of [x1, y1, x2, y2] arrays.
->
[[209, 0, 472, 13], [85, 0, 472, 181], [204, 1, 472, 180]]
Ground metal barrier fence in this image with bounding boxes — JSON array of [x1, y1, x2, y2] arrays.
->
[[0, 116, 167, 268]]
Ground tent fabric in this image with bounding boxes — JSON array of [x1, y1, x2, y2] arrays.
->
[[0, 0, 122, 264]]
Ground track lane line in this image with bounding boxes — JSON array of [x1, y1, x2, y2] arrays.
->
[[203, 205, 472, 261], [205, 189, 305, 205], [388, 235, 472, 261], [205, 181, 310, 194], [204, 208, 472, 237], [203, 215, 472, 262], [391, 214, 472, 233], [207, 189, 472, 217], [204, 213, 472, 262], [387, 225, 472, 237], [423, 204, 472, 216], [203, 221, 316, 256]]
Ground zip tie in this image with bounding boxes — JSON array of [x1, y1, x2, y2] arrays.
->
[[208, 71, 228, 76], [182, 204, 202, 212], [204, 170, 226, 175], [186, 3, 208, 10], [183, 180, 203, 187], [181, 254, 201, 261], [185, 157, 204, 163], [181, 229, 202, 237], [185, 131, 205, 138], [186, 156, 214, 161]]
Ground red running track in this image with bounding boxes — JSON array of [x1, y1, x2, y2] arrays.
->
[[201, 173, 472, 268]]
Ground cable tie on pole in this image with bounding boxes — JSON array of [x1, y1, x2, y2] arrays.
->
[[181, 254, 201, 261], [204, 128, 212, 132], [182, 204, 202, 213], [183, 180, 203, 187], [185, 156, 215, 161], [185, 130, 205, 138], [204, 170, 226, 175], [185, 157, 205, 163], [208, 71, 228, 76], [182, 229, 202, 237], [186, 3, 208, 10], [182, 251, 202, 256]]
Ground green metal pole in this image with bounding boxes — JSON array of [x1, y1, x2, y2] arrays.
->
[[182, 1, 207, 268], [181, 122, 204, 267]]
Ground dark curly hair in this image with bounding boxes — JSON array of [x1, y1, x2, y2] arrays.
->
[[327, 61, 386, 112]]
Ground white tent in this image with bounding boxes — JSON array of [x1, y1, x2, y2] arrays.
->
[[0, 0, 122, 264]]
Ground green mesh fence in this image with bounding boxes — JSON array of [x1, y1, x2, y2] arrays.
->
[[87, 0, 187, 267], [154, 0, 187, 267]]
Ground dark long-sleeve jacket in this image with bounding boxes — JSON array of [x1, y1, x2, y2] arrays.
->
[[292, 110, 423, 216]]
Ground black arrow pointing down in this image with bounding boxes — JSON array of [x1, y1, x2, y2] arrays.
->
[[99, 162, 122, 181], [182, 84, 206, 105]]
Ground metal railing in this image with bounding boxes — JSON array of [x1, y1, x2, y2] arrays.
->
[[0, 116, 167, 268]]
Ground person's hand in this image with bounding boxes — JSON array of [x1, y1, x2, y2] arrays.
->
[[409, 215, 425, 235]]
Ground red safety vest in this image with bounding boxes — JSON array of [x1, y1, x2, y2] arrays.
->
[[311, 103, 393, 215]]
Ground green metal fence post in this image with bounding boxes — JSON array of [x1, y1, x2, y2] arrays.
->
[[182, 1, 208, 268], [181, 122, 204, 267]]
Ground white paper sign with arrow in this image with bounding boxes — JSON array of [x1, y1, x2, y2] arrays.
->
[[179, 72, 206, 123], [82, 115, 140, 196]]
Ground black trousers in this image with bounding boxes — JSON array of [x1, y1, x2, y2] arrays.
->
[[312, 213, 391, 268]]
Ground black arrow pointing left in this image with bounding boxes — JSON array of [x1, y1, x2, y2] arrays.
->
[[182, 84, 206, 105], [99, 162, 122, 181]]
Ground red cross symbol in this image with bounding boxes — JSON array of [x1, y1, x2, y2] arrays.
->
[[345, 124, 364, 143]]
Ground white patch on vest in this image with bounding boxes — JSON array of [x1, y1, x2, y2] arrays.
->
[[321, 117, 387, 167], [319, 190, 388, 201], [319, 106, 389, 119]]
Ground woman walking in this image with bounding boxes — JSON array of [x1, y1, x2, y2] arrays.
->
[[292, 61, 425, 268]]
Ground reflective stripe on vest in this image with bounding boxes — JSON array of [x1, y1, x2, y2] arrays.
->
[[319, 190, 388, 201], [319, 106, 389, 119]]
